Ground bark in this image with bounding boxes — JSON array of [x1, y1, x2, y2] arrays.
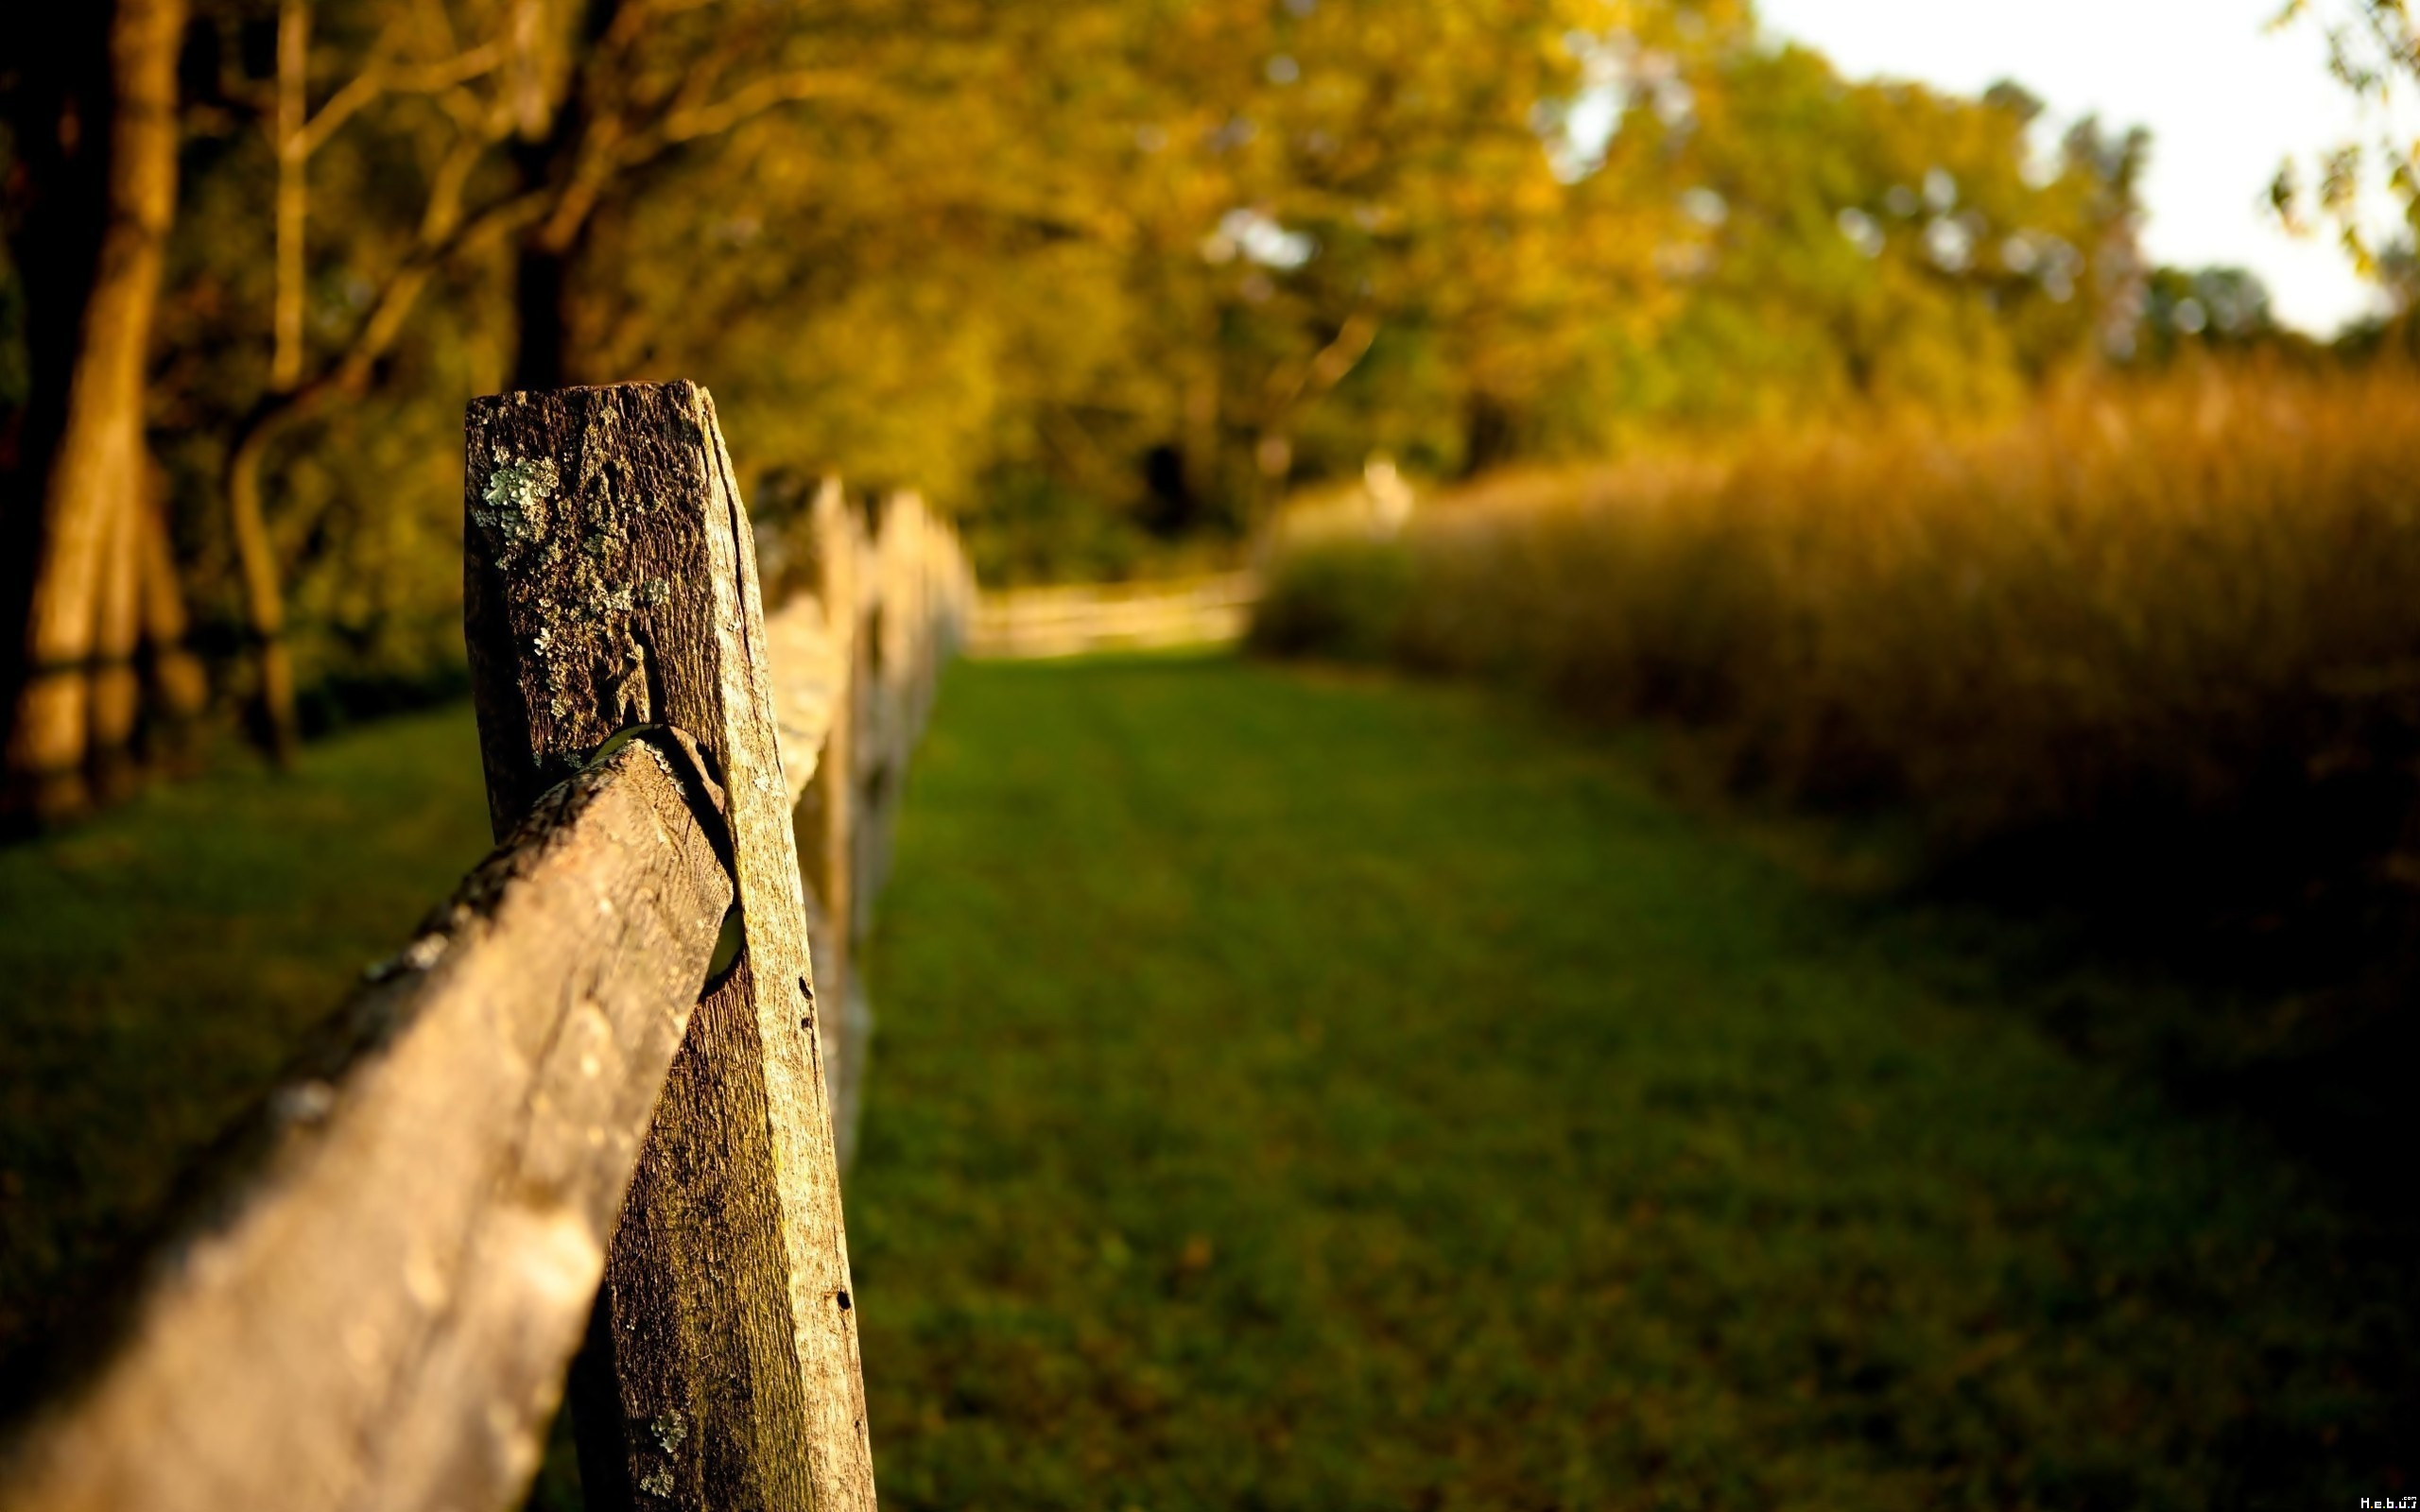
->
[[0, 13, 112, 729], [271, 0, 309, 391], [1182, 364, 1221, 513], [225, 412, 303, 764], [2, 0, 183, 819], [510, 241, 575, 391], [88, 471, 142, 801], [1250, 311, 1377, 524], [134, 467, 209, 743], [503, 59, 590, 395]]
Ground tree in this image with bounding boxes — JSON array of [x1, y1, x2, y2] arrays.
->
[[195, 0, 893, 754], [0, 0, 190, 819], [1577, 41, 2146, 430], [2272, 0, 2420, 275], [9, 0, 2198, 784]]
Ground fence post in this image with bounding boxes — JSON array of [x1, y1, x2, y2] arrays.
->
[[850, 497, 886, 940], [797, 477, 864, 1166], [462, 384, 873, 1512]]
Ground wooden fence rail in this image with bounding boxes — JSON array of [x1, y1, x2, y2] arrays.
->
[[968, 570, 1256, 660], [0, 383, 970, 1512]]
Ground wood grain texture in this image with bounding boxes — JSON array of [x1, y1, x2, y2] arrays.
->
[[791, 482, 860, 1166], [763, 591, 844, 814], [463, 383, 873, 1512], [0, 737, 734, 1512]]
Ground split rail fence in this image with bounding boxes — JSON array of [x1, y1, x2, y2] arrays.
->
[[0, 383, 971, 1512], [968, 570, 1256, 660]]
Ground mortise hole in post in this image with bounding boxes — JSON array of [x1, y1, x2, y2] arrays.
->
[[700, 903, 744, 994], [587, 725, 646, 767]]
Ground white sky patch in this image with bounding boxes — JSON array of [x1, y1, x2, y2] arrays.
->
[[1544, 32, 1643, 181], [1553, 87, 1626, 181], [1202, 208, 1317, 269], [1754, 0, 2403, 334]]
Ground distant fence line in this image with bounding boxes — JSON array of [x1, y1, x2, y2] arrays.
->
[[969, 571, 1259, 660], [0, 384, 969, 1512]]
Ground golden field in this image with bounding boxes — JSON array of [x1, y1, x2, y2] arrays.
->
[[1257, 360, 2420, 945]]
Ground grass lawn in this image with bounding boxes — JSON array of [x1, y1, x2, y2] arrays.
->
[[0, 703, 494, 1387], [852, 655, 2413, 1510], [0, 662, 2409, 1508]]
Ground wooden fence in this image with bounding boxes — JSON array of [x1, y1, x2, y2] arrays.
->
[[968, 570, 1257, 660], [0, 383, 970, 1512]]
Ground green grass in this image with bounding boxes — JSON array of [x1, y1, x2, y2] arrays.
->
[[853, 655, 2412, 1510], [0, 662, 2408, 1507], [0, 704, 493, 1380]]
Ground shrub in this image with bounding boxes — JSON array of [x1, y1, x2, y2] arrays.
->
[[1247, 538, 1416, 663]]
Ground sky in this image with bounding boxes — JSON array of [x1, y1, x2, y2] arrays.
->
[[1753, 0, 2397, 334]]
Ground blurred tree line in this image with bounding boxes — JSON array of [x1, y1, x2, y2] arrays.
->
[[0, 0, 2277, 818]]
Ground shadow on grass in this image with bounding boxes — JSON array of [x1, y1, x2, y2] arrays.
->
[[2, 661, 2412, 1507], [0, 704, 493, 1398], [851, 652, 2416, 1509]]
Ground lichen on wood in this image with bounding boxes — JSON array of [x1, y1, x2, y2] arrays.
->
[[464, 383, 874, 1512]]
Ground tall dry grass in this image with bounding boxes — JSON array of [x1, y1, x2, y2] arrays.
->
[[1255, 362, 2420, 952]]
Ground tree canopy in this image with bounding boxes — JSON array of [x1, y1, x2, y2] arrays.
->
[[0, 0, 2233, 808]]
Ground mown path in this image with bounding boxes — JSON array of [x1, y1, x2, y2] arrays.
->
[[0, 662, 2407, 1508], [851, 655, 2408, 1510]]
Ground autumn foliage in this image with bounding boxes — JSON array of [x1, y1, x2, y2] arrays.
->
[[4, 0, 2186, 818]]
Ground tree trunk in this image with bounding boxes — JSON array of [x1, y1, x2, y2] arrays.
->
[[1, 0, 185, 820], [134, 465, 208, 745], [510, 239, 574, 391], [502, 0, 624, 393], [89, 472, 143, 801], [225, 414, 302, 764], [0, 11, 112, 761], [1182, 365, 1222, 524], [271, 0, 309, 391]]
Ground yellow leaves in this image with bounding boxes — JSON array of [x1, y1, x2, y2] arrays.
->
[[2279, 1, 2420, 271]]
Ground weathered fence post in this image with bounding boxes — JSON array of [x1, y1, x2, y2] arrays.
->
[[798, 478, 863, 1165], [850, 497, 888, 939], [462, 384, 873, 1512]]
